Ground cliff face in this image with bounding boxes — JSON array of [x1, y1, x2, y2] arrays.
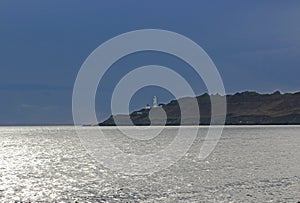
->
[[100, 91, 300, 125]]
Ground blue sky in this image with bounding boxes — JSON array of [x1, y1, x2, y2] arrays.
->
[[0, 1, 300, 125]]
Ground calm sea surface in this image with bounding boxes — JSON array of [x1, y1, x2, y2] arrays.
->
[[0, 126, 299, 202]]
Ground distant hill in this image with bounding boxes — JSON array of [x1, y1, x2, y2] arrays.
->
[[99, 91, 300, 125]]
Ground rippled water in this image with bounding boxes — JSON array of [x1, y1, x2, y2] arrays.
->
[[0, 126, 299, 202]]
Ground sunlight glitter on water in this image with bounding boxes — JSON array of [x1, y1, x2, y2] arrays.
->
[[0, 126, 299, 202]]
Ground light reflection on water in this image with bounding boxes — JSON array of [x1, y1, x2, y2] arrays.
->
[[0, 126, 299, 202]]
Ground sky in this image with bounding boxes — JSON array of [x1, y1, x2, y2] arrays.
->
[[0, 0, 300, 125]]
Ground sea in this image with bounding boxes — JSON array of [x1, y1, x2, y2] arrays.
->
[[0, 126, 299, 202]]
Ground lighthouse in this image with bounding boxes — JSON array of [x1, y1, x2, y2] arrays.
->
[[152, 96, 158, 108]]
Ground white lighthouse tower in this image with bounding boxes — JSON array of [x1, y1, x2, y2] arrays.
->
[[152, 96, 158, 108]]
